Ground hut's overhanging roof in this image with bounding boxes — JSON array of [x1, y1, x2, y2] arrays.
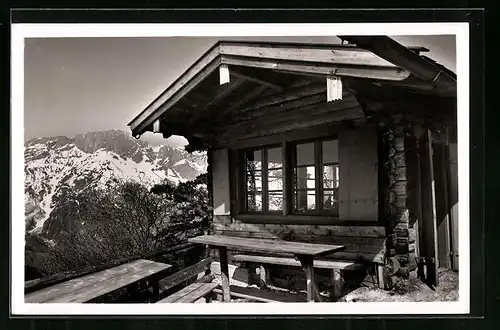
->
[[128, 38, 457, 143]]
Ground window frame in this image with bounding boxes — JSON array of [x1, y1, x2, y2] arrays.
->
[[241, 144, 284, 215], [237, 137, 339, 218], [290, 139, 340, 217]]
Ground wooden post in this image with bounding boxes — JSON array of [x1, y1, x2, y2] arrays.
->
[[434, 142, 452, 269], [297, 255, 315, 302], [447, 137, 459, 271], [218, 247, 231, 302], [418, 129, 439, 287]]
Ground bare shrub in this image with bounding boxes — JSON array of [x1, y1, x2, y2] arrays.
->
[[34, 174, 211, 276]]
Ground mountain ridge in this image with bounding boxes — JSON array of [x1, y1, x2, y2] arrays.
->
[[24, 129, 207, 235]]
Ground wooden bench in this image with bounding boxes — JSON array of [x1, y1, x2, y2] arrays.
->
[[157, 282, 218, 303], [233, 254, 363, 299], [155, 257, 217, 303]]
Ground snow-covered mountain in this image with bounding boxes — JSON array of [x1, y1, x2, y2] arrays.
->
[[24, 129, 207, 233]]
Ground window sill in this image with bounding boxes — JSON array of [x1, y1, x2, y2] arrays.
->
[[235, 214, 378, 226]]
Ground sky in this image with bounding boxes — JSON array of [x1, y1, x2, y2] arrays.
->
[[24, 35, 456, 147]]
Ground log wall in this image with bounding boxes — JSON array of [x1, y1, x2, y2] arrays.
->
[[212, 218, 386, 264]]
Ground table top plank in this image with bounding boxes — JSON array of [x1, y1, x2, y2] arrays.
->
[[188, 235, 345, 257], [25, 259, 171, 303]]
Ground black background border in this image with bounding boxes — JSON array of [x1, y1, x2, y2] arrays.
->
[[2, 4, 494, 330]]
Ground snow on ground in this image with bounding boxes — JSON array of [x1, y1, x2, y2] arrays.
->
[[341, 268, 459, 302]]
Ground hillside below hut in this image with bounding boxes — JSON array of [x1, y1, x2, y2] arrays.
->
[[129, 36, 458, 295]]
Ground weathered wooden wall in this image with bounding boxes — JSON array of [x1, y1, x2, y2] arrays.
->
[[338, 124, 379, 221]]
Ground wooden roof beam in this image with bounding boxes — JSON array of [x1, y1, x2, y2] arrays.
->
[[217, 84, 268, 120], [229, 66, 284, 91], [129, 45, 221, 137], [218, 42, 399, 68], [340, 36, 456, 93], [220, 55, 410, 82], [188, 78, 245, 124]]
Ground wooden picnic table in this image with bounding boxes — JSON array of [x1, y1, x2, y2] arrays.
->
[[25, 259, 171, 303], [188, 234, 345, 302]]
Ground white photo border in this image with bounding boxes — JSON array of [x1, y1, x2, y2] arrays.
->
[[11, 22, 470, 316]]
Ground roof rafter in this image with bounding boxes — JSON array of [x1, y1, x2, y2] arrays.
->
[[188, 78, 246, 124], [230, 66, 284, 91]]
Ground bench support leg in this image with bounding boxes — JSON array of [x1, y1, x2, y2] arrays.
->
[[377, 265, 389, 290], [331, 269, 344, 301], [259, 265, 271, 289], [205, 292, 214, 303], [152, 281, 160, 301], [126, 282, 139, 301], [219, 247, 231, 302]]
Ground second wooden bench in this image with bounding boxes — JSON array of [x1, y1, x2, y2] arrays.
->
[[233, 254, 363, 299]]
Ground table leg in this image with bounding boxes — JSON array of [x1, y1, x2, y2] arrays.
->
[[297, 255, 315, 302], [152, 280, 160, 301], [218, 246, 231, 302]]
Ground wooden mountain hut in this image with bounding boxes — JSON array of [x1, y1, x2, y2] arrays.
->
[[128, 36, 458, 294]]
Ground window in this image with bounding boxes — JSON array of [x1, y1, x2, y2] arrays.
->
[[293, 140, 339, 215], [241, 138, 339, 216], [245, 147, 283, 213]]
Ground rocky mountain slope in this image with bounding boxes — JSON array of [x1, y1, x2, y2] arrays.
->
[[24, 129, 207, 234]]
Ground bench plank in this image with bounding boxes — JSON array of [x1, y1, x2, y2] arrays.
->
[[213, 285, 306, 303], [158, 257, 212, 293], [158, 282, 205, 303], [175, 283, 218, 303], [25, 259, 170, 303], [233, 254, 362, 270], [158, 282, 217, 303]]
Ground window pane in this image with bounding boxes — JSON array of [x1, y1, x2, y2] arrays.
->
[[247, 193, 262, 211], [323, 189, 339, 213], [246, 171, 262, 191], [296, 142, 315, 166], [268, 169, 283, 191], [295, 166, 315, 189], [268, 147, 282, 169], [322, 140, 339, 164], [323, 164, 339, 189], [246, 150, 262, 171], [268, 192, 283, 211], [294, 190, 316, 212]]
